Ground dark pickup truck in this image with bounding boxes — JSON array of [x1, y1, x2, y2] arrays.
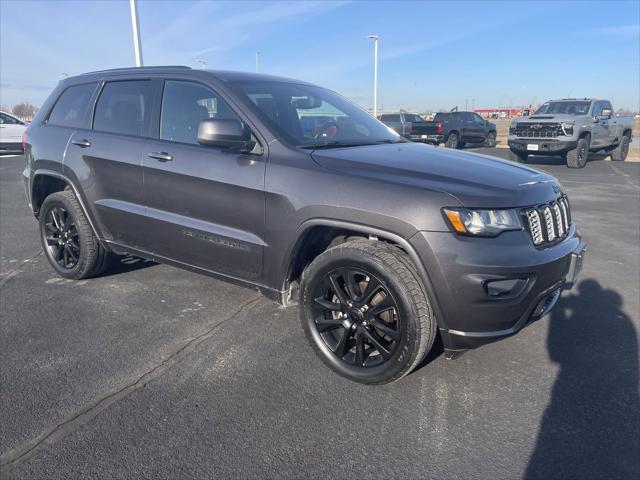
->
[[430, 111, 497, 149], [378, 112, 443, 145]]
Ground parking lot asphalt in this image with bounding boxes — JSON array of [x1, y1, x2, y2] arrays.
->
[[1, 150, 639, 479]]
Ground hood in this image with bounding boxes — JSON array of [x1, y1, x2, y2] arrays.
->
[[311, 142, 564, 208], [515, 114, 581, 123]]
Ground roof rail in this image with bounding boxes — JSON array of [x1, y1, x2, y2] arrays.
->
[[78, 65, 192, 76]]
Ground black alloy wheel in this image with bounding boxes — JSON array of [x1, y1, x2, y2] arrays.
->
[[43, 205, 80, 270], [311, 267, 401, 368]]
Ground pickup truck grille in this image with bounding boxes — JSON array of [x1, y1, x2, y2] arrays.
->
[[523, 196, 571, 246], [514, 122, 562, 138]]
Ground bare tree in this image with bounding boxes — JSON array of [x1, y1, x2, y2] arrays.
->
[[11, 101, 38, 120]]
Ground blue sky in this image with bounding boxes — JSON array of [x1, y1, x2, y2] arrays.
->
[[1, 0, 639, 112]]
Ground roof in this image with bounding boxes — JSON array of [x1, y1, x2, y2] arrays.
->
[[68, 66, 311, 85]]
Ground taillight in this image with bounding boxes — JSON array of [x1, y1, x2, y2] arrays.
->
[[437, 122, 443, 134]]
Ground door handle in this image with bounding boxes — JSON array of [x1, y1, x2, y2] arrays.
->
[[71, 139, 91, 148], [148, 151, 173, 162]]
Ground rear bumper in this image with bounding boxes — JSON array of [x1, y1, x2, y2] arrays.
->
[[410, 227, 586, 351], [407, 134, 444, 144], [508, 138, 577, 155]]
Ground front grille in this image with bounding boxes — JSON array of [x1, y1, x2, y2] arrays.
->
[[513, 122, 562, 138], [523, 195, 572, 246]]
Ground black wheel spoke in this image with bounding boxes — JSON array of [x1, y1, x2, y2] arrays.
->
[[63, 248, 69, 267], [369, 295, 395, 317], [45, 235, 58, 245], [43, 204, 80, 270], [66, 245, 78, 262], [315, 297, 342, 311], [334, 328, 352, 358], [315, 318, 343, 332], [369, 317, 400, 340], [361, 276, 382, 304], [363, 329, 392, 359], [328, 274, 349, 306], [53, 245, 63, 261], [354, 332, 365, 366], [345, 271, 360, 301]]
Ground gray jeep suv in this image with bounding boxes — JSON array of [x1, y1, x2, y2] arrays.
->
[[23, 67, 586, 384]]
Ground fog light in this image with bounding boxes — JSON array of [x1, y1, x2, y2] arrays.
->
[[485, 278, 528, 298]]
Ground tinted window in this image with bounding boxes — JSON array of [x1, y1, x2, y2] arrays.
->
[[233, 81, 400, 146], [160, 80, 240, 145], [472, 113, 485, 123], [94, 81, 154, 137], [380, 114, 401, 122], [433, 113, 450, 122], [47, 83, 97, 128], [403, 113, 424, 123], [534, 101, 591, 115], [592, 102, 603, 117], [0, 112, 23, 125]]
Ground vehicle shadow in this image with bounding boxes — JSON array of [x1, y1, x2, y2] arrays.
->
[[101, 255, 157, 277], [524, 152, 610, 166], [525, 279, 640, 479]]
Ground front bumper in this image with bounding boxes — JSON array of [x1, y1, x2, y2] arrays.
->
[[411, 226, 586, 351], [407, 134, 444, 144], [508, 137, 577, 155]]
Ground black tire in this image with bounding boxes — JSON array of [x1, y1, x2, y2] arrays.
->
[[484, 131, 497, 147], [299, 240, 436, 385], [611, 135, 630, 161], [39, 190, 111, 279], [509, 149, 528, 163], [445, 132, 459, 149], [566, 135, 590, 168]]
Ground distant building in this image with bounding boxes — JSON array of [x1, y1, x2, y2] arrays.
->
[[474, 108, 523, 119]]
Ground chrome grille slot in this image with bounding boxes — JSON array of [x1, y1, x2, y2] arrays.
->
[[523, 195, 571, 246]]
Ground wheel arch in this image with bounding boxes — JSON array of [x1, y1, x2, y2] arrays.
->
[[281, 219, 448, 330], [31, 169, 106, 249]]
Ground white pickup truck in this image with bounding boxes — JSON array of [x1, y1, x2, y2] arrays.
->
[[507, 99, 633, 168]]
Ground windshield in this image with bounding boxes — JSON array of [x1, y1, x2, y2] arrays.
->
[[231, 81, 402, 147], [534, 101, 591, 115]]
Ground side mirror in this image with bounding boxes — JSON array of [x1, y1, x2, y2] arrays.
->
[[601, 108, 612, 118], [197, 118, 255, 151]]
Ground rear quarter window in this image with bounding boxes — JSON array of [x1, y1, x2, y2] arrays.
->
[[47, 83, 98, 128]]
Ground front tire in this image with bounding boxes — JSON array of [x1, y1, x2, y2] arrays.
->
[[566, 135, 590, 168], [611, 135, 630, 161], [39, 190, 111, 279], [299, 240, 436, 384]]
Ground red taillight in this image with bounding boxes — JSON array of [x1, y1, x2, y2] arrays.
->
[[437, 122, 443, 134], [22, 131, 29, 148]]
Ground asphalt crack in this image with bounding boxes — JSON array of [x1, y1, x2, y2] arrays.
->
[[0, 251, 43, 290], [0, 294, 263, 475]]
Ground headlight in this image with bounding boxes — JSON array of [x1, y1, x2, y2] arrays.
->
[[561, 122, 574, 135], [443, 208, 522, 237]]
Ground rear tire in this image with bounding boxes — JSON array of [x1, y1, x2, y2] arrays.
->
[[509, 149, 528, 163], [566, 135, 590, 168], [445, 132, 460, 149], [611, 135, 630, 161], [39, 190, 112, 279], [299, 240, 436, 385]]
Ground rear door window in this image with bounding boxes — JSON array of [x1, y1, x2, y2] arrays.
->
[[47, 83, 98, 128], [93, 80, 155, 137]]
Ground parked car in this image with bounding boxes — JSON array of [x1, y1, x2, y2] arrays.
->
[[417, 111, 497, 149], [23, 67, 586, 384], [0, 111, 27, 154], [508, 98, 633, 168], [378, 112, 443, 145]]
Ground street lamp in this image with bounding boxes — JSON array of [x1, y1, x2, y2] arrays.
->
[[129, 0, 144, 67], [196, 59, 206, 70], [367, 35, 378, 117]]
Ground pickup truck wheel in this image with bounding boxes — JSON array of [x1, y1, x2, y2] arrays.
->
[[445, 132, 459, 149], [611, 135, 630, 161], [299, 240, 436, 385], [39, 190, 111, 279], [566, 135, 590, 168], [509, 150, 528, 163], [484, 131, 497, 147]]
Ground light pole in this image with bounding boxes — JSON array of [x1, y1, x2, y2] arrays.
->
[[367, 35, 378, 117], [196, 59, 206, 70], [129, 0, 143, 66], [255, 52, 260, 73]]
